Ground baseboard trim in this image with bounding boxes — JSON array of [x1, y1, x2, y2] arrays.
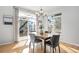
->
[[0, 41, 16, 45], [61, 41, 79, 50]]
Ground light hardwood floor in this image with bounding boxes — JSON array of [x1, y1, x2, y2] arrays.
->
[[0, 40, 79, 53]]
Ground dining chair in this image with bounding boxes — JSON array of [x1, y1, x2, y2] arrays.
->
[[29, 34, 42, 53], [45, 35, 60, 53]]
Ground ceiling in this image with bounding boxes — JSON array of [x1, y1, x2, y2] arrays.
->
[[18, 6, 63, 15]]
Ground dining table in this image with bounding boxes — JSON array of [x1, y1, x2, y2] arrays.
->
[[36, 35, 51, 53]]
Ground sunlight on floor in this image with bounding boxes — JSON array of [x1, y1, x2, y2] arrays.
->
[[22, 48, 29, 53], [68, 47, 79, 53], [12, 41, 26, 49], [60, 44, 75, 53]]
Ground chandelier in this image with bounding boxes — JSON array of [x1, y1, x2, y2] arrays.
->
[[35, 8, 47, 16]]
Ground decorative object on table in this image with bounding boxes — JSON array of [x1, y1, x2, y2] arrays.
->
[[39, 25, 43, 35], [44, 31, 49, 37]]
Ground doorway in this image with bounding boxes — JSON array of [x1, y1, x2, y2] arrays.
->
[[18, 9, 36, 41]]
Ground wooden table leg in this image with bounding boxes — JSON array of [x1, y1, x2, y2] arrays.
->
[[44, 40, 46, 53]]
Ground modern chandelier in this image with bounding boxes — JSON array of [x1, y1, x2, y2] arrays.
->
[[35, 8, 47, 16]]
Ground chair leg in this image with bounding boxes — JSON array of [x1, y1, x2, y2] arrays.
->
[[55, 48, 56, 53], [33, 43, 35, 53], [29, 42, 31, 52], [50, 47, 51, 53], [29, 42, 31, 50], [41, 42, 42, 50], [58, 45, 60, 53], [52, 48, 54, 53]]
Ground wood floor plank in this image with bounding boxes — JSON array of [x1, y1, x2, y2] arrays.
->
[[0, 40, 79, 53]]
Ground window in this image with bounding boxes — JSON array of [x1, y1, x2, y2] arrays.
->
[[28, 17, 36, 32]]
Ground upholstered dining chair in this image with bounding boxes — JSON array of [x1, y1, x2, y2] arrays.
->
[[29, 34, 42, 53], [45, 35, 60, 53]]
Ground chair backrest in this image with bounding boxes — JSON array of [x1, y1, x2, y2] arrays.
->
[[50, 35, 60, 47], [29, 34, 35, 43]]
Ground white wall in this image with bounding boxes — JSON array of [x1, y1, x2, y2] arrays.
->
[[50, 6, 79, 46], [61, 7, 79, 46], [0, 6, 15, 45]]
